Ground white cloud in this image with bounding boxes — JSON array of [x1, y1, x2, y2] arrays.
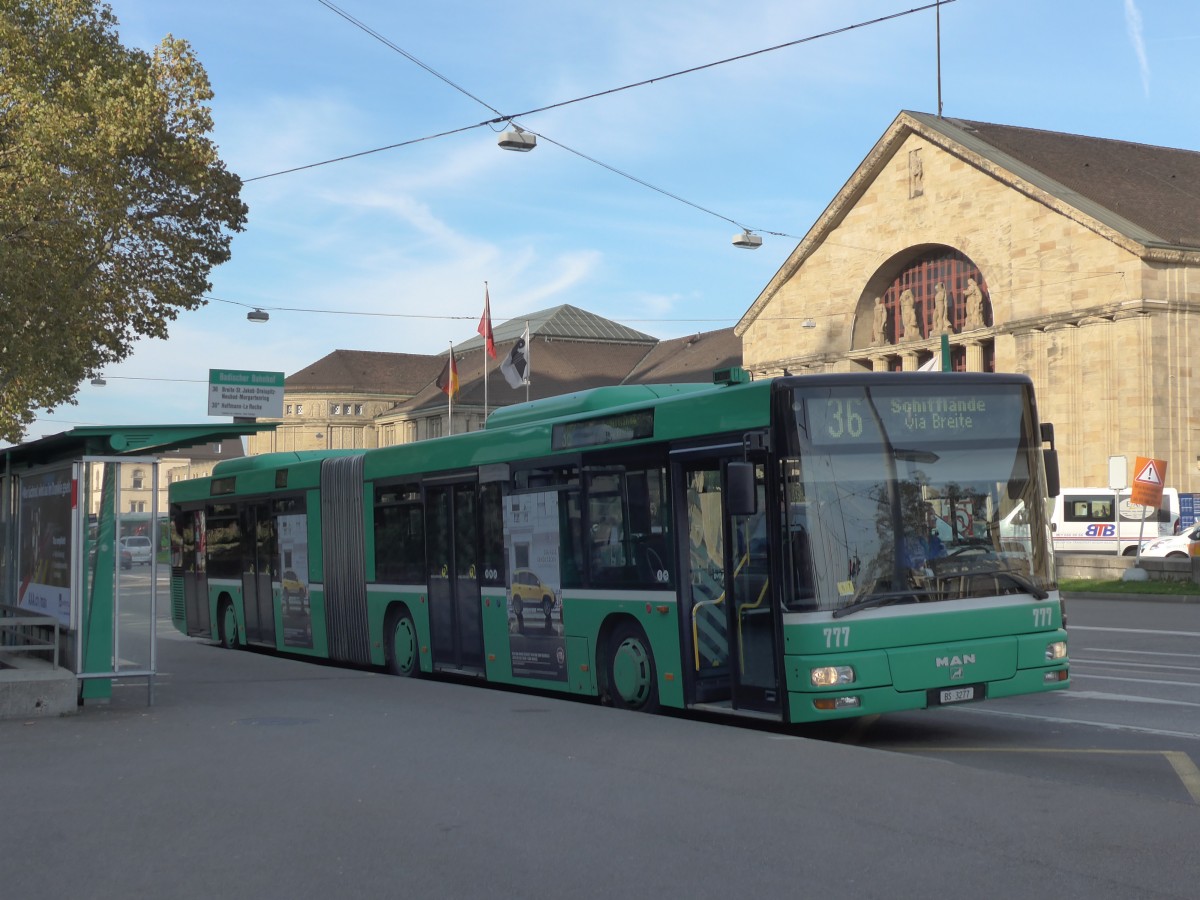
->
[[1125, 0, 1151, 96]]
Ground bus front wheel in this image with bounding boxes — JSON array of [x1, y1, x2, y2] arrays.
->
[[605, 621, 659, 713], [218, 599, 239, 649], [385, 609, 420, 677]]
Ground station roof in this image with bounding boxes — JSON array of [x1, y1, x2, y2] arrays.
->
[[1, 423, 276, 471]]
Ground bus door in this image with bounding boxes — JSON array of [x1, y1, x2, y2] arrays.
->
[[678, 456, 781, 715], [239, 503, 277, 646], [176, 509, 210, 637], [424, 481, 485, 674]]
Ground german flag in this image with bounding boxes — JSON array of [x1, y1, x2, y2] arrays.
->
[[437, 352, 459, 398]]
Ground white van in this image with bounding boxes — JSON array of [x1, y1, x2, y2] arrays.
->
[[1001, 488, 1181, 556], [1049, 487, 1180, 555]]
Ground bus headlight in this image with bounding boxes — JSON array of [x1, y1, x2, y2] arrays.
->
[[811, 665, 855, 687], [1045, 641, 1067, 661]]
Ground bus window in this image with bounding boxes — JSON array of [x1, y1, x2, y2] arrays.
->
[[511, 462, 583, 589], [585, 465, 671, 588], [374, 483, 425, 584], [205, 504, 242, 580]]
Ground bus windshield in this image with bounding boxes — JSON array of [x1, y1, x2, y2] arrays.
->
[[782, 382, 1054, 615]]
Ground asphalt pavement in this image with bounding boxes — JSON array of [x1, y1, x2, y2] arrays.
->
[[3, 623, 1200, 899]]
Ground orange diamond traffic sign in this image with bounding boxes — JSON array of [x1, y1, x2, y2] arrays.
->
[[1129, 456, 1167, 508]]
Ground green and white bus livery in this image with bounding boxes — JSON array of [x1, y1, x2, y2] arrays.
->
[[169, 370, 1068, 723]]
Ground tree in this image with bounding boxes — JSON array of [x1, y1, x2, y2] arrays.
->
[[0, 0, 248, 442]]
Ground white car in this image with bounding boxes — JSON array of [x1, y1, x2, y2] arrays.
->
[[1139, 524, 1200, 559], [119, 535, 154, 565]]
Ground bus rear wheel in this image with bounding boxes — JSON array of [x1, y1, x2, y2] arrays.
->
[[385, 609, 420, 677], [605, 621, 659, 712], [218, 599, 239, 649]]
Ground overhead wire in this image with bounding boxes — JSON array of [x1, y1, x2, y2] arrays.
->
[[131, 3, 975, 332], [316, 0, 504, 118], [311, 0, 782, 235], [205, 267, 1124, 325], [467, 1, 954, 124], [207, 294, 734, 323], [247, 0, 953, 244]]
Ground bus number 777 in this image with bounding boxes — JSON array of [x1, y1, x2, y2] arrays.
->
[[823, 626, 850, 649]]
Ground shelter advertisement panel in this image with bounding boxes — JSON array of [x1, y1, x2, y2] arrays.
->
[[18, 466, 73, 625]]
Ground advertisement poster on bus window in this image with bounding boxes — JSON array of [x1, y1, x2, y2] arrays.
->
[[503, 491, 566, 682], [277, 513, 313, 649], [17, 466, 73, 626]]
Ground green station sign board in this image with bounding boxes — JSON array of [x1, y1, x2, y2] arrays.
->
[[208, 369, 285, 418]]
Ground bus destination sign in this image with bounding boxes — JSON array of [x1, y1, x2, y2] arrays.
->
[[804, 389, 1019, 447], [208, 368, 285, 418]]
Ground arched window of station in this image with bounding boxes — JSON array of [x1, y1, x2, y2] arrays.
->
[[851, 245, 994, 372]]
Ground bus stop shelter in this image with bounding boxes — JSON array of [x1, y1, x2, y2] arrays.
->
[[0, 424, 274, 716]]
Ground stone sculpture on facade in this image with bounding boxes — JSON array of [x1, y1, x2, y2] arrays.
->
[[871, 296, 887, 346], [964, 278, 985, 330], [932, 282, 952, 334], [900, 289, 919, 342]]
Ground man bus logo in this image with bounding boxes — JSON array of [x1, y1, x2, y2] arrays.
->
[[936, 654, 976, 667], [937, 653, 976, 681]]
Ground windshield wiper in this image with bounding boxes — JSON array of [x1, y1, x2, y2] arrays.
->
[[833, 588, 937, 619], [929, 557, 1049, 600], [962, 562, 1049, 600]]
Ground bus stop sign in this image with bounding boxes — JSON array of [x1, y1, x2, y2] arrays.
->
[[1129, 456, 1167, 508]]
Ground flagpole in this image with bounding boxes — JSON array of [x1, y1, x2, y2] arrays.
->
[[447, 340, 454, 435], [483, 282, 489, 421], [525, 320, 530, 403]]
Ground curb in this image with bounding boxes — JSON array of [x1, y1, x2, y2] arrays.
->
[[1060, 591, 1200, 604]]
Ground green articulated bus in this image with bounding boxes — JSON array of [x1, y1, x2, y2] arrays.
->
[[168, 369, 1069, 723]]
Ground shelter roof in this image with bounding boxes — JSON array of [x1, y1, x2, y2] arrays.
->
[[2, 424, 274, 470]]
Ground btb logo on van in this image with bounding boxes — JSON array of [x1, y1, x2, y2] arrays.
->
[[1085, 524, 1116, 537]]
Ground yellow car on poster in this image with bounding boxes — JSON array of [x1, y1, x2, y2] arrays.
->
[[510, 568, 557, 619]]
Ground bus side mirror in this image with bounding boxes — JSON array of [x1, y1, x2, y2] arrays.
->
[[1043, 449, 1060, 498], [726, 461, 756, 517], [1040, 423, 1060, 498]]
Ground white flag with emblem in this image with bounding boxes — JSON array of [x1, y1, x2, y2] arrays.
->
[[500, 326, 531, 388]]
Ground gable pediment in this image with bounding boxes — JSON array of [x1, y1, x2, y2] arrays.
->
[[737, 110, 1198, 335]]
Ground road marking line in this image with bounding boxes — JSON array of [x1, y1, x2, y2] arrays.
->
[[1082, 649, 1200, 659], [1068, 625, 1200, 637], [1061, 690, 1200, 709], [1165, 752, 1200, 804], [1068, 672, 1200, 688], [1072, 656, 1200, 671]]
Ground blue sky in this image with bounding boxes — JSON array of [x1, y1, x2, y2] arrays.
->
[[21, 0, 1200, 440]]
